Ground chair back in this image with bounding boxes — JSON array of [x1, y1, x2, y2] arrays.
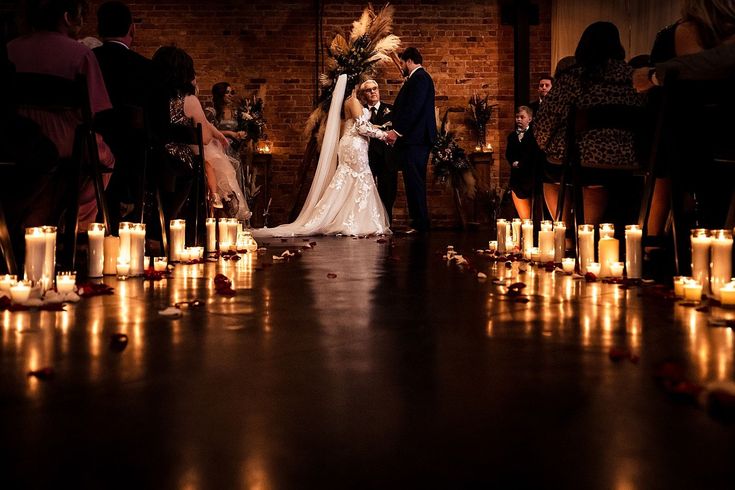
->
[[12, 72, 91, 120]]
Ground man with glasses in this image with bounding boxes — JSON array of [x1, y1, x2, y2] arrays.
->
[[360, 79, 397, 223]]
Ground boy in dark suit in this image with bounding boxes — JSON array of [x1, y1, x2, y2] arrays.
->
[[506, 106, 542, 219]]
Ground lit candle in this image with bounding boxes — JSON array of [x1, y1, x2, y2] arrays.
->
[[219, 241, 232, 253], [87, 223, 105, 278], [190, 246, 204, 260], [118, 221, 133, 264], [227, 218, 239, 251], [710, 229, 733, 300], [598, 236, 619, 278], [485, 143, 493, 152], [683, 279, 703, 302], [9, 281, 31, 303], [488, 241, 497, 253], [538, 220, 554, 263], [609, 261, 624, 278], [720, 281, 735, 306], [577, 224, 595, 274], [587, 262, 601, 276], [599, 223, 615, 239], [522, 219, 534, 258], [56, 271, 76, 294], [103, 236, 120, 275], [553, 221, 566, 263], [206, 218, 217, 252], [129, 223, 146, 276], [244, 233, 258, 253], [496, 219, 508, 253], [0, 274, 16, 292], [511, 218, 522, 249], [625, 224, 643, 279], [153, 257, 168, 272], [562, 257, 575, 274], [218, 218, 228, 252], [690, 229, 712, 295], [474, 145, 482, 152], [41, 225, 57, 292], [24, 227, 46, 285], [169, 219, 186, 262], [673, 276, 689, 298], [530, 247, 540, 263], [116, 259, 130, 279]]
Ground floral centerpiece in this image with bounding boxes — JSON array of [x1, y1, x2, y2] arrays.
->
[[431, 109, 476, 198], [467, 92, 496, 148]]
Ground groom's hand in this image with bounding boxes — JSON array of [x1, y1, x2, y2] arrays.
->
[[385, 130, 398, 145]]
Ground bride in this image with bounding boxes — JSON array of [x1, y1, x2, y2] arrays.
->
[[253, 74, 391, 237]]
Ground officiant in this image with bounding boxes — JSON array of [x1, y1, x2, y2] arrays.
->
[[361, 79, 398, 224]]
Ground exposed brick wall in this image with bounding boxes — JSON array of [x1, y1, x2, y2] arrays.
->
[[5, 0, 551, 228]]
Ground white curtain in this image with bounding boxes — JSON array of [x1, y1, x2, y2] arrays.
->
[[551, 0, 683, 72]]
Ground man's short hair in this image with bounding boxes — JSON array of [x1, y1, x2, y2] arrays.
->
[[400, 47, 423, 64], [517, 105, 533, 117], [538, 74, 553, 83], [97, 1, 132, 38]]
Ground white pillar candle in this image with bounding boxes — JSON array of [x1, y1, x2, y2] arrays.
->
[[9, 281, 31, 303], [87, 223, 105, 278], [227, 218, 240, 251], [0, 274, 16, 292], [599, 223, 615, 239], [206, 218, 217, 252], [24, 227, 46, 284], [553, 221, 566, 263], [153, 257, 168, 272], [587, 262, 601, 276], [610, 262, 624, 278], [129, 223, 146, 276], [710, 229, 733, 300], [562, 258, 575, 274], [598, 236, 619, 278], [720, 281, 735, 306], [522, 219, 534, 258], [624, 224, 643, 279], [673, 276, 689, 298], [190, 246, 204, 260], [497, 219, 508, 253], [511, 218, 522, 249], [103, 236, 120, 275], [684, 279, 703, 301], [56, 272, 76, 294], [690, 229, 712, 295], [530, 247, 540, 263], [169, 219, 186, 261], [538, 220, 554, 263], [244, 233, 258, 253], [41, 225, 57, 291], [118, 222, 133, 265], [577, 224, 595, 274]]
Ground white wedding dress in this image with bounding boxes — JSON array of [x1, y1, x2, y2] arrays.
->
[[253, 74, 391, 237]]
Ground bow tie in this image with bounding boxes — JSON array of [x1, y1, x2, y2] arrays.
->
[[516, 128, 528, 134]]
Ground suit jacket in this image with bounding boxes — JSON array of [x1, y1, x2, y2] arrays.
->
[[367, 102, 393, 164], [93, 41, 153, 110], [391, 67, 437, 146], [656, 41, 735, 83], [505, 127, 541, 173]]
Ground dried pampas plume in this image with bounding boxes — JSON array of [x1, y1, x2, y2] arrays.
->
[[304, 3, 400, 140]]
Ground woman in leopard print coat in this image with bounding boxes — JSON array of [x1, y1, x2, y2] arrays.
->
[[534, 21, 646, 224]]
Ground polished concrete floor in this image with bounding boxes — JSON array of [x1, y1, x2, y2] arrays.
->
[[1, 231, 734, 489]]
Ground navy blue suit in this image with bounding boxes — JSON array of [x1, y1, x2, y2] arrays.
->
[[392, 67, 436, 231]]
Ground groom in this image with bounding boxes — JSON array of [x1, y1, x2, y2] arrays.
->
[[385, 47, 436, 232]]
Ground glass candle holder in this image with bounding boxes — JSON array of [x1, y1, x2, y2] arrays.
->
[[609, 262, 624, 278], [116, 259, 130, 280], [87, 223, 105, 278], [673, 276, 690, 298], [488, 241, 497, 253], [587, 262, 601, 276], [577, 224, 595, 274], [153, 257, 168, 272], [599, 223, 615, 239], [720, 281, 735, 306], [624, 224, 643, 279], [561, 258, 575, 274], [56, 271, 76, 294], [9, 281, 31, 303], [683, 279, 703, 302], [24, 227, 46, 285], [710, 229, 733, 300], [0, 274, 17, 292], [690, 229, 712, 295]]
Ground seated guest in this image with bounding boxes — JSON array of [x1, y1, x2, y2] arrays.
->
[[150, 46, 229, 220], [93, 0, 154, 229], [6, 0, 115, 231], [534, 21, 645, 225], [505, 106, 542, 220]]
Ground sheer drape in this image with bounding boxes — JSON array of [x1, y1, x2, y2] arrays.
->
[[552, 0, 682, 72]]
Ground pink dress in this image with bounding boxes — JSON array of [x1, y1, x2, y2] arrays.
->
[[7, 31, 115, 229]]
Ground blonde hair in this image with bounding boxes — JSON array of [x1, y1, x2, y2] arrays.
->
[[682, 0, 735, 48]]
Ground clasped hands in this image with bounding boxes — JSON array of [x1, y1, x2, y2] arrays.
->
[[384, 129, 398, 146]]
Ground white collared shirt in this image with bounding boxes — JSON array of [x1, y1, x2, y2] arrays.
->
[[408, 65, 422, 78], [368, 101, 381, 112], [106, 40, 130, 50]]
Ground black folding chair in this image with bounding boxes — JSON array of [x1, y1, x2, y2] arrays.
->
[[12, 72, 111, 269]]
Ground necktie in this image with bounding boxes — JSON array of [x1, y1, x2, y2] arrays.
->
[[517, 128, 526, 141], [370, 106, 378, 123]]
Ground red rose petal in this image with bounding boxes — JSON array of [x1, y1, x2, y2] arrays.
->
[[327, 273, 337, 278], [109, 333, 129, 352], [28, 367, 55, 380]]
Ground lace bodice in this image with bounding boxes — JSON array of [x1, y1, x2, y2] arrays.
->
[[338, 109, 387, 173]]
